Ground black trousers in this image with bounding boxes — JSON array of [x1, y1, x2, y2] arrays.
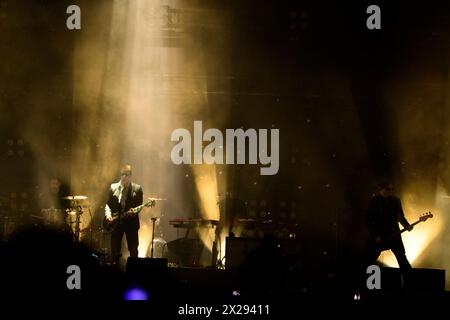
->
[[111, 222, 139, 263], [367, 237, 412, 271]]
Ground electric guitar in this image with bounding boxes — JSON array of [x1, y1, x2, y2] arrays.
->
[[104, 198, 156, 231], [369, 211, 433, 251]]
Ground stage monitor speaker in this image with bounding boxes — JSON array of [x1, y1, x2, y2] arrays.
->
[[379, 267, 402, 291], [126, 257, 168, 275], [166, 238, 204, 267], [375, 267, 445, 292], [407, 268, 445, 292]]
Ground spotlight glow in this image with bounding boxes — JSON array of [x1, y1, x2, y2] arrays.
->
[[377, 193, 442, 267]]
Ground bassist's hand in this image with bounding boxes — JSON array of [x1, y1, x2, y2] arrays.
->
[[105, 213, 113, 222]]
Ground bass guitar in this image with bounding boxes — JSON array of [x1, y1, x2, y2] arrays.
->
[[369, 211, 433, 251]]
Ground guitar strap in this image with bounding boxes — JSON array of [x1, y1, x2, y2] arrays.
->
[[120, 186, 125, 210]]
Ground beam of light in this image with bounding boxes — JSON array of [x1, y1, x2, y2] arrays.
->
[[191, 164, 220, 257], [192, 166, 220, 223], [116, 0, 225, 258], [70, 0, 132, 233], [119, 0, 180, 257]]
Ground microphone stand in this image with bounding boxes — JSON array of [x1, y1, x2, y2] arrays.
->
[[150, 217, 157, 258]]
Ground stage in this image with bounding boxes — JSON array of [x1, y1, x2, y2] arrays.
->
[[2, 0, 450, 313]]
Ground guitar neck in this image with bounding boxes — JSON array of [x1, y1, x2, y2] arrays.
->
[[134, 203, 145, 212], [134, 200, 153, 212], [411, 219, 423, 227], [399, 219, 422, 234]]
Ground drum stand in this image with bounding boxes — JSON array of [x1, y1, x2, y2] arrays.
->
[[66, 203, 83, 242], [63, 195, 88, 243], [150, 217, 157, 258], [74, 206, 81, 242], [93, 226, 110, 266]]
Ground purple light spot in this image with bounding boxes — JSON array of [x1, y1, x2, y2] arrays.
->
[[123, 287, 149, 301]]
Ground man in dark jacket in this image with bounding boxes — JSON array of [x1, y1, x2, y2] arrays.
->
[[367, 179, 413, 270], [105, 164, 143, 265]]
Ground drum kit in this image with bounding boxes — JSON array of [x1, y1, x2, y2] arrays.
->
[[38, 195, 88, 242]]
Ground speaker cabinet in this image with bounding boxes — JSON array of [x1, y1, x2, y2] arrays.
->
[[166, 238, 204, 267], [126, 257, 168, 274], [370, 267, 446, 292]]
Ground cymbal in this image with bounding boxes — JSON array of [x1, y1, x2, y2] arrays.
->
[[63, 195, 88, 200]]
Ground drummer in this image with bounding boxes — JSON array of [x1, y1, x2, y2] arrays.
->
[[37, 177, 70, 219]]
